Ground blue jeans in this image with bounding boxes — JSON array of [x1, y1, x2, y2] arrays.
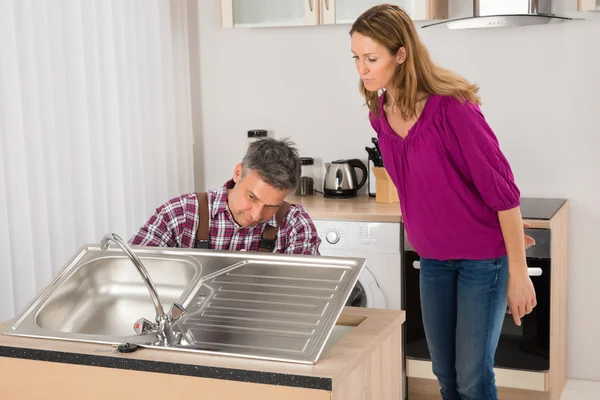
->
[[419, 256, 508, 400]]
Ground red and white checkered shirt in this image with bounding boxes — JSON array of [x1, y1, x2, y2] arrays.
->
[[129, 180, 321, 255]]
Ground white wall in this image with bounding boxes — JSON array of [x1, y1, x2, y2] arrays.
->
[[195, 1, 600, 381]]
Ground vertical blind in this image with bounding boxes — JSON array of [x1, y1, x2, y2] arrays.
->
[[0, 0, 195, 321]]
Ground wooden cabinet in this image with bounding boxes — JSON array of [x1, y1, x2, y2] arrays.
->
[[320, 0, 447, 24], [578, 0, 600, 11], [220, 0, 319, 28], [0, 308, 406, 400], [220, 0, 448, 28]]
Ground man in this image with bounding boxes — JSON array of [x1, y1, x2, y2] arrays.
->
[[129, 138, 321, 255]]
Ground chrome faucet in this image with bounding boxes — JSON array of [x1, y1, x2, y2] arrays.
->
[[100, 233, 186, 346]]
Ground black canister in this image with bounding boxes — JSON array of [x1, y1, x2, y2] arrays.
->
[[247, 129, 267, 146], [296, 157, 315, 196]]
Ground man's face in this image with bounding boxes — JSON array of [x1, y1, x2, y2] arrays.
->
[[228, 164, 290, 228]]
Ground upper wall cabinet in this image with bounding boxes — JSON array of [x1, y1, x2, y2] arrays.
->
[[578, 0, 600, 11], [221, 1, 319, 28], [220, 0, 448, 28], [321, 0, 447, 24]]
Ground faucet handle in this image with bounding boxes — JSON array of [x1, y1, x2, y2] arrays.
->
[[134, 317, 158, 335], [169, 303, 186, 322]]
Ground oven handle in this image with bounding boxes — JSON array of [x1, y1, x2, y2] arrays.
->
[[412, 262, 543, 277], [527, 267, 543, 276]]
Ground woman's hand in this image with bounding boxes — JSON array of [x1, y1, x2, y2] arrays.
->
[[523, 221, 535, 249], [498, 208, 538, 326], [507, 267, 537, 326]]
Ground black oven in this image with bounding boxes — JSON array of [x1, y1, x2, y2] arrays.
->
[[403, 228, 552, 372]]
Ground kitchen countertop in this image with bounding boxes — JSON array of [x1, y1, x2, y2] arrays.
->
[[287, 194, 567, 228], [286, 194, 402, 222], [0, 307, 405, 391], [519, 197, 567, 220]]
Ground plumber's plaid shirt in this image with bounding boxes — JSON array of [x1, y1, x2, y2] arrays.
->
[[129, 180, 321, 255]]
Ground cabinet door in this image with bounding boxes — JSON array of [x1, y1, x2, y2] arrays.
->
[[221, 0, 319, 28], [578, 0, 600, 11], [322, 0, 448, 25]]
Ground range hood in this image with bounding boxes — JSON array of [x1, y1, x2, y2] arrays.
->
[[422, 0, 572, 29]]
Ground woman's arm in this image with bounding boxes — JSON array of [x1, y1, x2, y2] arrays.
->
[[443, 98, 537, 325], [498, 206, 537, 326]]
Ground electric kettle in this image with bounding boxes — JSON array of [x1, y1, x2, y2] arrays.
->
[[323, 159, 368, 198]]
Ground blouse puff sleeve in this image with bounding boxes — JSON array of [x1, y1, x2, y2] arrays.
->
[[443, 96, 521, 212]]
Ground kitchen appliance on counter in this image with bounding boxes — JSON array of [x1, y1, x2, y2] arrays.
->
[[323, 159, 367, 199], [403, 198, 566, 390], [295, 157, 315, 196]]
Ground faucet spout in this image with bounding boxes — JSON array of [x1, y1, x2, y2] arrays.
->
[[100, 232, 186, 346], [100, 233, 167, 322]]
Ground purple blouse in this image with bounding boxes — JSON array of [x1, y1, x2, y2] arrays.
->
[[370, 94, 520, 260]]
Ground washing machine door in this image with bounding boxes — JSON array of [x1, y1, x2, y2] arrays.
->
[[346, 266, 386, 309]]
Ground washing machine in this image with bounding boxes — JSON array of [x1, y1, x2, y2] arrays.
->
[[313, 220, 402, 310]]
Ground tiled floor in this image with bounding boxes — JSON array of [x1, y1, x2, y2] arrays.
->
[[561, 379, 600, 399]]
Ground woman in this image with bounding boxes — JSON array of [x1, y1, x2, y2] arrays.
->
[[350, 4, 536, 400]]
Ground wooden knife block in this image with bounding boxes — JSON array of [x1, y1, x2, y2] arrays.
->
[[372, 167, 399, 204]]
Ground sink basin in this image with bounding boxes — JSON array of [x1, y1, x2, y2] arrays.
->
[[36, 255, 198, 336], [3, 245, 366, 364], [4, 246, 203, 344]]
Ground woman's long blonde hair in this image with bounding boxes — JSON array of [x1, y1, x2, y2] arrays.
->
[[350, 4, 480, 120]]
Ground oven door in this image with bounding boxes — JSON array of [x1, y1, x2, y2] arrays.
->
[[404, 250, 429, 361], [495, 257, 551, 371], [404, 252, 551, 371]]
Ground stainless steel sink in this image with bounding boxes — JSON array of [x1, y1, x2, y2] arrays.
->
[[3, 244, 366, 364], [5, 246, 203, 344], [36, 254, 199, 336]]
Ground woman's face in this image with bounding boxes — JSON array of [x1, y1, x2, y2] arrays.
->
[[351, 32, 405, 92]]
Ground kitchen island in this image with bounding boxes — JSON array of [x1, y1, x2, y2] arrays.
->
[[0, 306, 405, 400]]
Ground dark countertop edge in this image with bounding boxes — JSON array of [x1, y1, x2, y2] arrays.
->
[[550, 198, 568, 219], [0, 345, 332, 391], [520, 198, 567, 221]]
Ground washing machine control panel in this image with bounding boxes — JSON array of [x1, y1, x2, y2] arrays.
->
[[313, 220, 400, 253]]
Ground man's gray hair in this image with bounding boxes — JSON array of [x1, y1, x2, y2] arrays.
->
[[242, 137, 301, 191]]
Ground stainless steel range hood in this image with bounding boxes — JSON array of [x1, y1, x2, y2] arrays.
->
[[422, 0, 572, 29]]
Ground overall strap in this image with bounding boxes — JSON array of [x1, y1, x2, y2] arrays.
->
[[194, 192, 210, 249], [258, 202, 291, 252]]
